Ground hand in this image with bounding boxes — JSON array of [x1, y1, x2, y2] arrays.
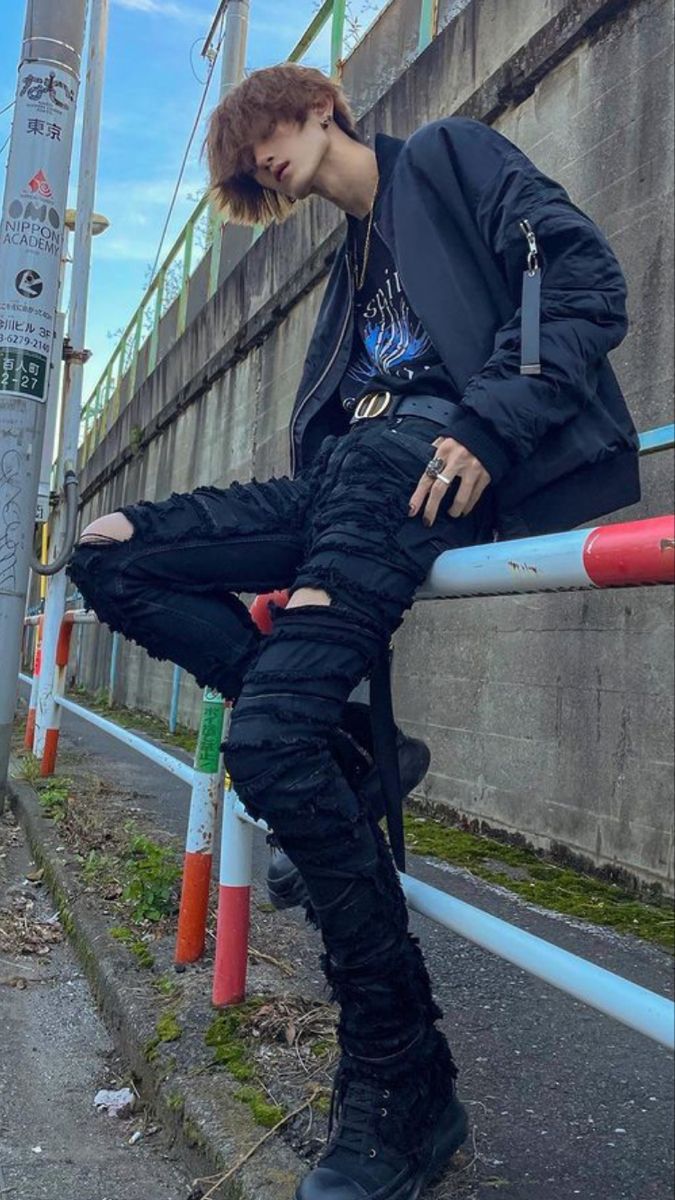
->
[[409, 437, 491, 526]]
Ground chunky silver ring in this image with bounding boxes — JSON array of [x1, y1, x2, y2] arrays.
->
[[424, 456, 445, 479], [437, 473, 453, 486]]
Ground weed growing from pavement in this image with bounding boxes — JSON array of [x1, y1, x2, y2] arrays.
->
[[403, 813, 675, 950], [122, 831, 181, 924], [36, 777, 71, 822], [17, 752, 41, 784]]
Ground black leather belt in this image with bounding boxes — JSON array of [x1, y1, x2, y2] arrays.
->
[[345, 389, 457, 429]]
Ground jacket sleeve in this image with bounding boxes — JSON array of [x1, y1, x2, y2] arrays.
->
[[427, 120, 629, 485]]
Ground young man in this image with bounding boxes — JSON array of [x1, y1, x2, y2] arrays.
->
[[68, 64, 640, 1200]]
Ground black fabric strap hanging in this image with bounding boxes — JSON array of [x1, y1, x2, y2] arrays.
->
[[369, 642, 406, 873], [519, 218, 541, 376]]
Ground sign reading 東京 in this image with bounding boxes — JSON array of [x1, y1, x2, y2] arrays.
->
[[0, 66, 77, 404]]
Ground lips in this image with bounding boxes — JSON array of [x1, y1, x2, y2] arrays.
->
[[275, 162, 290, 182]]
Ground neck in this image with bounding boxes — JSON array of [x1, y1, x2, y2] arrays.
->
[[311, 133, 379, 219]]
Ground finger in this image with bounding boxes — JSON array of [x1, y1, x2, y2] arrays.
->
[[408, 472, 434, 516], [460, 474, 489, 517], [448, 474, 477, 518], [422, 476, 453, 527]]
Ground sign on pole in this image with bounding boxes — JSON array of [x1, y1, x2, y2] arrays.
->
[[0, 67, 77, 406]]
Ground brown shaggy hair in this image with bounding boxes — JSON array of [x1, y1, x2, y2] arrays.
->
[[202, 63, 361, 227]]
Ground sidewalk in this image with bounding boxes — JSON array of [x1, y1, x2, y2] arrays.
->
[[0, 803, 190, 1199], [8, 686, 675, 1200]]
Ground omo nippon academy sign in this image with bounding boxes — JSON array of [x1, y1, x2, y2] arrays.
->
[[0, 65, 77, 404]]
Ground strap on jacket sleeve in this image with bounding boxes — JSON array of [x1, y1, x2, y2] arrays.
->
[[431, 124, 629, 482]]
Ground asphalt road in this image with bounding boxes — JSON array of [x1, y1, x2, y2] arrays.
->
[[16, 682, 675, 1200]]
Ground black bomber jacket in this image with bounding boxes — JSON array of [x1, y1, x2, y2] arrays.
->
[[288, 117, 641, 539]]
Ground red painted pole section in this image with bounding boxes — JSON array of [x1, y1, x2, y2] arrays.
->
[[583, 515, 675, 588], [212, 784, 254, 1008], [40, 615, 74, 776]]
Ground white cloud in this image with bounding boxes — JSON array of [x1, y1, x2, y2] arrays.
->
[[111, 0, 205, 22]]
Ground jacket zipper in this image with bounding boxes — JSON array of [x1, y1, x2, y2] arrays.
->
[[290, 252, 354, 476], [519, 218, 539, 273]]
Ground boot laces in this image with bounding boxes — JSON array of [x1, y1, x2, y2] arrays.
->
[[328, 1072, 391, 1159]]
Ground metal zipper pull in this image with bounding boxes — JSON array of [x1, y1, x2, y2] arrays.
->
[[518, 218, 541, 375], [519, 218, 539, 275]]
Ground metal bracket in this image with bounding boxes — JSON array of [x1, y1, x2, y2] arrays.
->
[[62, 338, 92, 365]]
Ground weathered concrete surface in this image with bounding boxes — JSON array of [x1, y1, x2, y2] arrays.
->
[[70, 0, 674, 892], [0, 807, 190, 1200]]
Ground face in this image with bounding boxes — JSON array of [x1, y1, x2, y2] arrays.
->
[[249, 104, 331, 201]]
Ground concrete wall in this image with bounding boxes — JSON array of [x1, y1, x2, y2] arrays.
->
[[73, 0, 674, 894]]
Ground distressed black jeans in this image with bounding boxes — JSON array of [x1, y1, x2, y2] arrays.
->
[[68, 415, 494, 1124]]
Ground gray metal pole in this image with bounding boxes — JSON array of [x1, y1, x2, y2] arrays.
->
[[219, 0, 249, 99], [0, 0, 87, 798], [34, 0, 110, 765]]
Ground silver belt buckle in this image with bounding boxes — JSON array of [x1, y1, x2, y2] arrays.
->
[[352, 390, 393, 421]]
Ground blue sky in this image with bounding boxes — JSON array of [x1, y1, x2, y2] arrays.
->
[[0, 0, 382, 400]]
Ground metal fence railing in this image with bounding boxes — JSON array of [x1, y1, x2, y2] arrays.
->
[[19, 443, 675, 1040]]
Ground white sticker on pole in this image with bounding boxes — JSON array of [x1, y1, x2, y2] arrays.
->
[[0, 66, 77, 404]]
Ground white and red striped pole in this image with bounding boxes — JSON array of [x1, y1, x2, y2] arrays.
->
[[211, 589, 289, 1006], [212, 776, 254, 1007], [24, 615, 43, 751], [40, 612, 75, 776], [175, 689, 225, 965], [419, 515, 675, 599]]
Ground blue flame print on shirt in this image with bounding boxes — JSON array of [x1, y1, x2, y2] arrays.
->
[[346, 261, 437, 386]]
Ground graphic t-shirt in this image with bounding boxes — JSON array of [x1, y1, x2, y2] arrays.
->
[[340, 217, 459, 406]]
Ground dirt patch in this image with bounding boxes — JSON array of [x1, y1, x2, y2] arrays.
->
[[0, 811, 63, 961]]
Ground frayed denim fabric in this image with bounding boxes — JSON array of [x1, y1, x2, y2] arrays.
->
[[68, 415, 493, 1131]]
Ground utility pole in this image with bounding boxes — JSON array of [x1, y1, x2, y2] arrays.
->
[[0, 0, 87, 798], [218, 0, 249, 99], [33, 1, 110, 771]]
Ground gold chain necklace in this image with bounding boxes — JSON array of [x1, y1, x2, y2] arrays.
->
[[352, 176, 380, 291]]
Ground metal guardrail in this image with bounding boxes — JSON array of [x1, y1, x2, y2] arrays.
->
[[78, 0, 442, 461], [19, 485, 675, 1037]]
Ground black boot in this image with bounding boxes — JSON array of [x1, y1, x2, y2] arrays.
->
[[296, 1028, 468, 1199], [295, 829, 467, 1199], [267, 708, 430, 912]]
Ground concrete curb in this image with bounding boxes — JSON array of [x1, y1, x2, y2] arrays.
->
[[8, 769, 305, 1200]]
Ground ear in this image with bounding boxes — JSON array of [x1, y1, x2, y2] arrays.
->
[[312, 93, 334, 124]]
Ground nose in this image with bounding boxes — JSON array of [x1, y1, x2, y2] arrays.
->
[[254, 152, 273, 174]]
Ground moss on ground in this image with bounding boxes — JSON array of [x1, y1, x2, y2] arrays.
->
[[110, 924, 155, 969], [403, 813, 674, 951], [232, 1086, 285, 1128], [156, 1010, 182, 1042], [205, 999, 290, 1127], [70, 684, 197, 755]]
